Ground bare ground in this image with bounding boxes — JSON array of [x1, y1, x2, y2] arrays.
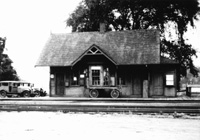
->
[[0, 111, 199, 140]]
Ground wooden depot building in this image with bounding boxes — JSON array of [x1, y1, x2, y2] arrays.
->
[[36, 29, 179, 98]]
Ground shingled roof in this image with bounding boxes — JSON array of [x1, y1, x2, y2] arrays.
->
[[36, 30, 161, 66]]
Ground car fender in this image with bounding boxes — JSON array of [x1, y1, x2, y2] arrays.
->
[[18, 86, 31, 93]]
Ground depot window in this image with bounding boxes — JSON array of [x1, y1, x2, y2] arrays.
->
[[71, 71, 79, 86], [166, 74, 174, 86]]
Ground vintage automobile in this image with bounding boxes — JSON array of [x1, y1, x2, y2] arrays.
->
[[0, 81, 47, 98], [0, 81, 31, 97]]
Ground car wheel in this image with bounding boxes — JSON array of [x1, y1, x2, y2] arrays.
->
[[23, 91, 30, 98], [0, 91, 7, 98]]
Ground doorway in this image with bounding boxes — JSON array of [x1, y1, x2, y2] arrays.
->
[[89, 66, 103, 86], [56, 73, 65, 95], [150, 72, 164, 96]]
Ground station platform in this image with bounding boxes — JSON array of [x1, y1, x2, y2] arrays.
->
[[0, 96, 200, 114]]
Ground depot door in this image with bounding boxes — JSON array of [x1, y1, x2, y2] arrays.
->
[[89, 66, 103, 86], [56, 73, 65, 95], [150, 72, 164, 96]]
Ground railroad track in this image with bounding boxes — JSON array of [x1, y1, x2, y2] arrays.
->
[[0, 98, 200, 114]]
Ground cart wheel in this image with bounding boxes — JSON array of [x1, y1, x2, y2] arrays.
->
[[110, 89, 120, 98], [89, 89, 99, 98]]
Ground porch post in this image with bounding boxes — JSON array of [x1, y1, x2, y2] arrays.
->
[[143, 80, 148, 98], [49, 68, 51, 97], [115, 66, 118, 86], [142, 65, 149, 98], [147, 67, 151, 98]]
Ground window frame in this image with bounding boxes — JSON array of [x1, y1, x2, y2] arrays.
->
[[89, 66, 103, 86], [71, 71, 80, 86], [165, 74, 175, 86]]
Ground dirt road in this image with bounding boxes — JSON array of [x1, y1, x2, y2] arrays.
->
[[0, 111, 199, 140]]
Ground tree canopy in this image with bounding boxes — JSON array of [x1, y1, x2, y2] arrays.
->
[[66, 0, 200, 77], [0, 37, 19, 81]]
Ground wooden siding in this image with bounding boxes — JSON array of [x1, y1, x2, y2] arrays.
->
[[164, 70, 177, 97], [50, 80, 55, 96], [150, 71, 164, 96], [149, 65, 177, 97], [64, 87, 85, 97], [49, 64, 178, 98], [133, 77, 142, 95]]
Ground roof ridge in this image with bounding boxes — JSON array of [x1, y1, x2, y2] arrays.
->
[[50, 29, 159, 36], [50, 31, 99, 36]]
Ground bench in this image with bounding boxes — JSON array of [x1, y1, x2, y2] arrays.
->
[[186, 85, 200, 97]]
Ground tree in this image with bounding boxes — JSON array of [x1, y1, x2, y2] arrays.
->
[[66, 0, 200, 77], [0, 37, 19, 81], [0, 37, 6, 74]]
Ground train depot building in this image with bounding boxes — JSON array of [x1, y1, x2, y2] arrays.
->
[[36, 29, 179, 98]]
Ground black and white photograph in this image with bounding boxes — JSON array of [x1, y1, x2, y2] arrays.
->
[[0, 0, 200, 140]]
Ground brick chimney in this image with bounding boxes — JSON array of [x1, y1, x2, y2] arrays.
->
[[100, 22, 106, 33]]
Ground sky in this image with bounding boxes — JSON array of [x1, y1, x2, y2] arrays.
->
[[0, 0, 82, 90], [0, 0, 200, 91]]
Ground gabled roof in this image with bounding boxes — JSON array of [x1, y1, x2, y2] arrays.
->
[[36, 30, 160, 66], [72, 44, 117, 66]]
